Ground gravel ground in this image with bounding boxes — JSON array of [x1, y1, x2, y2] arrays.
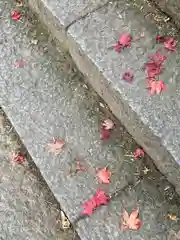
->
[[0, 109, 79, 240]]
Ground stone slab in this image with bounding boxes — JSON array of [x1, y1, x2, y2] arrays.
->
[[66, 0, 180, 195], [0, 112, 78, 240], [1, 1, 180, 240], [0, 0, 136, 225], [26, 0, 180, 195], [26, 0, 108, 45], [77, 177, 180, 240]]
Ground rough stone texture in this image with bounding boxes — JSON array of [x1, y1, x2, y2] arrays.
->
[[0, 112, 78, 240], [26, 0, 108, 45], [1, 0, 180, 240], [26, 0, 180, 195], [67, 1, 180, 195], [153, 0, 180, 28]]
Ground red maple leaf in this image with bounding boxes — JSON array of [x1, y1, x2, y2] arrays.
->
[[156, 35, 167, 42], [12, 153, 25, 164], [47, 138, 65, 155], [164, 37, 176, 51], [102, 119, 114, 130], [121, 207, 143, 230], [123, 71, 134, 82], [11, 11, 21, 21], [100, 127, 111, 141], [148, 79, 165, 95], [113, 33, 132, 52], [145, 51, 166, 78], [81, 190, 110, 216], [97, 168, 111, 184], [133, 149, 144, 160]]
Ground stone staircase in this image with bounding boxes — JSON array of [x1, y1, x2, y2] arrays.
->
[[1, 0, 180, 239]]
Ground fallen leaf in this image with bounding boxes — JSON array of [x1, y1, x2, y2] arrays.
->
[[121, 207, 143, 230], [167, 213, 178, 221], [100, 127, 111, 141], [47, 138, 65, 155], [148, 79, 165, 95], [113, 33, 132, 52], [97, 168, 111, 184], [11, 11, 21, 21], [164, 37, 176, 51], [142, 166, 150, 175], [102, 119, 114, 130], [70, 160, 87, 175], [12, 153, 25, 164], [156, 35, 167, 42], [133, 149, 144, 160], [81, 190, 110, 216], [145, 51, 166, 78], [123, 72, 134, 82], [15, 60, 25, 68]]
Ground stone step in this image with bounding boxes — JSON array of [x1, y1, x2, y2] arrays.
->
[[26, 0, 180, 195], [0, 0, 180, 240]]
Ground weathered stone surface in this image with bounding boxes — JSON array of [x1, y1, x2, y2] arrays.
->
[[26, 0, 108, 45], [153, 0, 180, 28], [0, 0, 135, 224], [0, 112, 78, 240], [77, 179, 180, 240], [26, 0, 180, 195], [1, 1, 180, 240], [66, 0, 180, 195]]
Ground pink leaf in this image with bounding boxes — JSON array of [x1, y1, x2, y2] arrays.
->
[[15, 60, 25, 68], [11, 11, 21, 21], [164, 37, 176, 51], [113, 33, 132, 52], [121, 207, 143, 230], [123, 72, 134, 82], [102, 119, 114, 130], [133, 149, 144, 160], [47, 138, 65, 155], [119, 34, 132, 47], [148, 79, 165, 95], [97, 168, 111, 184], [100, 127, 111, 141], [12, 153, 25, 164], [81, 190, 110, 216], [145, 51, 166, 78]]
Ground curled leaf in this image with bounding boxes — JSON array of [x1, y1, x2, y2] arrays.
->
[[11, 11, 21, 21], [113, 33, 132, 52], [97, 167, 111, 184], [145, 51, 166, 78], [133, 149, 144, 160], [123, 72, 133, 82], [100, 127, 111, 141], [102, 119, 114, 130], [12, 153, 25, 164], [47, 138, 65, 155], [164, 37, 176, 51], [81, 190, 110, 216], [121, 207, 143, 230]]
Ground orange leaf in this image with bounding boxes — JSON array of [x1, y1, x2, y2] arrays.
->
[[47, 138, 65, 155], [97, 168, 111, 184], [121, 207, 142, 230]]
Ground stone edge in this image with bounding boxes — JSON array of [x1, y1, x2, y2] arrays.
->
[[26, 0, 180, 195]]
